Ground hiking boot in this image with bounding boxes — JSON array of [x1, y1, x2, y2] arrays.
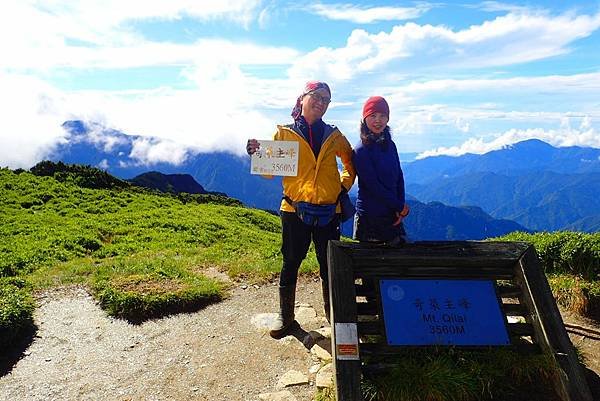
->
[[270, 285, 298, 338]]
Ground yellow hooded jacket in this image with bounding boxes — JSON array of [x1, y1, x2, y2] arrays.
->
[[270, 123, 356, 213]]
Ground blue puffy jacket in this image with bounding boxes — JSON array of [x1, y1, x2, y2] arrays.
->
[[353, 132, 406, 218]]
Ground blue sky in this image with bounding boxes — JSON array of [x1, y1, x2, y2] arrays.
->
[[1, 0, 599, 168]]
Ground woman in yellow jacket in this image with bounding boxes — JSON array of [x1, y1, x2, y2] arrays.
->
[[247, 81, 355, 338]]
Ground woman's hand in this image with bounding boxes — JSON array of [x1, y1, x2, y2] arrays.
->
[[246, 139, 260, 155], [392, 204, 409, 226], [392, 212, 403, 226]]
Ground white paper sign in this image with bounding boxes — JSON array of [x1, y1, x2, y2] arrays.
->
[[335, 322, 360, 360], [250, 140, 299, 177]]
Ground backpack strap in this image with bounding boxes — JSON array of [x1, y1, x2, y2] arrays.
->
[[283, 195, 296, 208]]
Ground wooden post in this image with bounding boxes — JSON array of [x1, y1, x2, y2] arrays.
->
[[514, 246, 593, 401], [328, 240, 362, 401]]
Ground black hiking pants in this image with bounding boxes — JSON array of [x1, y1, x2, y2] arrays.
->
[[279, 211, 340, 287]]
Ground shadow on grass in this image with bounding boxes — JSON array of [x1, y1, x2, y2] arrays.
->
[[0, 323, 38, 377], [116, 294, 224, 325]]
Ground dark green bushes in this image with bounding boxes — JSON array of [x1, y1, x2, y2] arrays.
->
[[494, 231, 600, 280], [493, 231, 600, 319], [30, 160, 129, 190], [0, 277, 35, 347]]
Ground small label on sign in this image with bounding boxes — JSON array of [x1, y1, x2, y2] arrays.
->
[[335, 323, 360, 360]]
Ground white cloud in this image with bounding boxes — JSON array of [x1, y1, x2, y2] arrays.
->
[[0, 73, 69, 169], [1, 2, 599, 169], [98, 159, 109, 170], [62, 83, 284, 155], [71, 123, 130, 153], [129, 138, 191, 165], [475, 1, 536, 14], [392, 105, 470, 135], [3, 33, 299, 71], [1, 0, 264, 47], [375, 71, 600, 145], [0, 1, 275, 70], [0, 69, 285, 168], [401, 72, 600, 95], [289, 11, 600, 80], [417, 117, 600, 158], [307, 3, 432, 23]]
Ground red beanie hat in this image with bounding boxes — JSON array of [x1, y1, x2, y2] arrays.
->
[[362, 96, 389, 120]]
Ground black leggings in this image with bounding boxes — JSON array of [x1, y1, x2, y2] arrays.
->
[[279, 211, 340, 287]]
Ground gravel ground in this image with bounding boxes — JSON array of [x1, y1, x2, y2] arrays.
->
[[1, 277, 599, 401], [0, 278, 329, 401]]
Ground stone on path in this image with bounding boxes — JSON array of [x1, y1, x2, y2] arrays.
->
[[310, 344, 331, 362], [251, 305, 320, 330], [295, 306, 317, 325], [276, 370, 309, 389], [251, 313, 278, 330], [309, 363, 321, 374], [316, 363, 333, 388], [258, 390, 298, 401]]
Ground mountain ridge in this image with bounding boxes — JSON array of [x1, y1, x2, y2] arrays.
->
[[50, 119, 599, 236]]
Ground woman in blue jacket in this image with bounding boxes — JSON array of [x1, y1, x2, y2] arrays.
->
[[353, 96, 409, 245]]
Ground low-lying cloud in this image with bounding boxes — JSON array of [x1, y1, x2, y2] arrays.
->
[[418, 117, 600, 158]]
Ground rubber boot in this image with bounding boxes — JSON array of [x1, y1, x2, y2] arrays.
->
[[321, 279, 330, 323], [269, 285, 298, 338]]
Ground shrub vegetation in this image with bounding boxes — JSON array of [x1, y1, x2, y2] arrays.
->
[[0, 277, 35, 348], [493, 231, 600, 319]]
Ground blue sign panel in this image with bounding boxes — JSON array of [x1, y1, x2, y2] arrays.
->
[[380, 279, 510, 346]]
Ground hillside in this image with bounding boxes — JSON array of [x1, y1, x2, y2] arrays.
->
[[405, 199, 528, 240], [0, 163, 324, 385], [128, 171, 208, 194], [404, 139, 600, 183], [0, 164, 305, 280]]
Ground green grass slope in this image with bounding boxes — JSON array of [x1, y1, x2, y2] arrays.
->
[[0, 166, 319, 336]]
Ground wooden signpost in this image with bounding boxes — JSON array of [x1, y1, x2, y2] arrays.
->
[[327, 240, 593, 401]]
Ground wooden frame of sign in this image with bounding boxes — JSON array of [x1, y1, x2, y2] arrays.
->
[[327, 240, 593, 401]]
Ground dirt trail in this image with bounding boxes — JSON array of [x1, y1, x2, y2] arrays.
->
[[0, 279, 329, 401], [1, 278, 599, 401]]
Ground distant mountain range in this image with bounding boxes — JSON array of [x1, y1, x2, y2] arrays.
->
[[405, 199, 527, 241], [49, 120, 599, 238], [404, 139, 600, 232], [56, 120, 282, 212], [403, 139, 600, 182]]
